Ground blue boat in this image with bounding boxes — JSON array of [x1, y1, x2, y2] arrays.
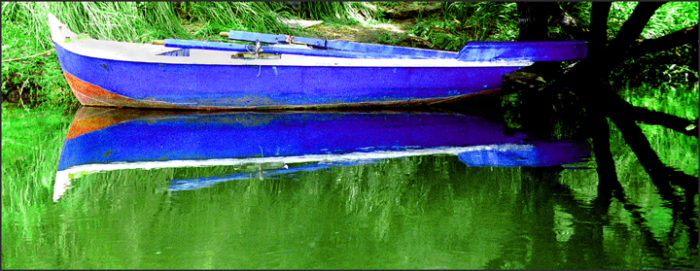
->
[[48, 13, 587, 110], [54, 107, 591, 200]]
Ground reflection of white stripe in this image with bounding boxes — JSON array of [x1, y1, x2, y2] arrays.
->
[[60, 144, 532, 174], [53, 144, 533, 201]]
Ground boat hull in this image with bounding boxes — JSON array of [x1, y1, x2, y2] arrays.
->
[[54, 43, 525, 110]]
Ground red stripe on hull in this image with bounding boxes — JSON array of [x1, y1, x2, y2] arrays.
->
[[63, 72, 188, 109], [63, 72, 255, 110]]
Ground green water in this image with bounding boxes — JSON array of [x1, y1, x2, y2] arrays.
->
[[2, 106, 698, 269]]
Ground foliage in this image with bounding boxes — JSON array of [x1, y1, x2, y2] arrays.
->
[[442, 1, 519, 41], [375, 1, 402, 8], [608, 2, 699, 39], [294, 1, 378, 25], [558, 2, 592, 28], [531, 1, 699, 91], [408, 2, 519, 50], [175, 2, 295, 36], [606, 2, 699, 90], [612, 44, 698, 89], [374, 31, 405, 45], [559, 2, 698, 41]]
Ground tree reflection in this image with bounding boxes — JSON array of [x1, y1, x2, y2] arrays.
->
[[478, 2, 698, 268]]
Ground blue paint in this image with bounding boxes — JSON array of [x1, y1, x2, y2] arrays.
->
[[57, 109, 591, 171], [226, 31, 290, 44], [164, 39, 411, 59], [223, 31, 588, 62], [54, 43, 524, 107], [169, 38, 587, 62], [457, 41, 587, 62]]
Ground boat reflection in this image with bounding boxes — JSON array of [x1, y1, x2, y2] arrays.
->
[[54, 107, 591, 201]]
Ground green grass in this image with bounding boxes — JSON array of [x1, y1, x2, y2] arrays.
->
[[295, 2, 377, 25], [406, 2, 519, 50], [608, 2, 699, 40]]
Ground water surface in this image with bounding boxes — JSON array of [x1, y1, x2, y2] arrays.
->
[[1, 106, 697, 269]]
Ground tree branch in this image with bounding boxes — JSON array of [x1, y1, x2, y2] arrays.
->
[[585, 2, 612, 80], [609, 2, 667, 58], [1, 49, 54, 63], [628, 24, 699, 58], [589, 2, 611, 57], [627, 104, 698, 137]]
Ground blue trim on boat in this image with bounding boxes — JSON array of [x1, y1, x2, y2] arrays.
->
[[224, 30, 459, 59], [457, 41, 587, 62], [163, 39, 401, 59], [223, 30, 587, 61], [226, 31, 290, 44]]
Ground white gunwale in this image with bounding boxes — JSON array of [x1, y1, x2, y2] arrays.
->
[[48, 13, 533, 68]]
